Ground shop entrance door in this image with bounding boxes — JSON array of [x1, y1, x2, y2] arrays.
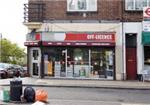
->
[[126, 33, 137, 80], [30, 48, 41, 77], [61, 49, 74, 77]]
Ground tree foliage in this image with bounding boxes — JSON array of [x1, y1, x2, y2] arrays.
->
[[0, 38, 26, 65]]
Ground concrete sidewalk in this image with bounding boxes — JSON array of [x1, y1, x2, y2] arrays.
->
[[0, 77, 150, 89]]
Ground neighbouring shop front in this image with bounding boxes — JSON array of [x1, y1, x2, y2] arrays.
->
[[142, 32, 150, 71], [25, 32, 116, 80]]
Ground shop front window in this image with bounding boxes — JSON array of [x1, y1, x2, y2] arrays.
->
[[43, 47, 66, 77], [91, 48, 114, 79], [144, 46, 150, 70], [43, 47, 114, 79], [72, 48, 89, 77]]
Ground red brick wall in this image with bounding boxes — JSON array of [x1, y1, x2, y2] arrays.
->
[[28, 0, 143, 22], [43, 0, 122, 20], [122, 0, 143, 22]]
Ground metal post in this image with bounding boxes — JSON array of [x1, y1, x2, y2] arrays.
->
[[40, 44, 44, 78], [65, 49, 67, 77], [89, 49, 91, 75], [121, 0, 125, 80]]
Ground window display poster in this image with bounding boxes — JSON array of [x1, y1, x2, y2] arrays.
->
[[108, 51, 113, 66], [106, 51, 113, 66], [44, 54, 48, 61], [48, 61, 53, 75], [55, 62, 61, 77], [67, 65, 73, 77]]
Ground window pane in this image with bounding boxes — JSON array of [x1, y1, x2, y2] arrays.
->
[[33, 63, 38, 75], [87, 0, 97, 11], [33, 50, 39, 60], [126, 0, 134, 10], [73, 48, 89, 77], [135, 0, 143, 10], [68, 0, 77, 10], [148, 0, 150, 6], [143, 0, 148, 7], [77, 0, 87, 10], [74, 48, 89, 65]]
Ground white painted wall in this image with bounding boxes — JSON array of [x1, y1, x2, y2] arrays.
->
[[115, 23, 123, 80], [123, 22, 143, 75], [40, 23, 120, 32]]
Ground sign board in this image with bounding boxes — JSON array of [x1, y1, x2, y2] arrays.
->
[[143, 21, 150, 32], [65, 33, 115, 42], [54, 62, 61, 77], [143, 7, 150, 19]]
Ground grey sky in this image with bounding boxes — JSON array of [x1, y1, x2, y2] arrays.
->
[[0, 0, 28, 48]]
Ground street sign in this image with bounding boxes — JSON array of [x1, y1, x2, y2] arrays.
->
[[143, 7, 150, 19], [143, 21, 150, 32]]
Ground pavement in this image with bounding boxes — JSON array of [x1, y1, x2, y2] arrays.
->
[[0, 77, 150, 90], [1, 100, 150, 105], [0, 78, 150, 105]]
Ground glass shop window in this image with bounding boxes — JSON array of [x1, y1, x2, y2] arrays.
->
[[33, 50, 39, 60]]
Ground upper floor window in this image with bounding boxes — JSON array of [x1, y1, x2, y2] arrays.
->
[[125, 0, 150, 11], [67, 0, 97, 12]]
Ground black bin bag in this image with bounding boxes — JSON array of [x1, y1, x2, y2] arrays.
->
[[24, 86, 35, 102]]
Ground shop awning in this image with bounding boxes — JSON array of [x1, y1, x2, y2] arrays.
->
[[142, 32, 150, 45]]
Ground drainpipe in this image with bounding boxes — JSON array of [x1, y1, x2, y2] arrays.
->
[[40, 34, 44, 79], [65, 49, 68, 77], [122, 0, 125, 80]]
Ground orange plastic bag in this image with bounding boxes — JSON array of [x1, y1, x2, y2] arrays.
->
[[35, 89, 48, 102]]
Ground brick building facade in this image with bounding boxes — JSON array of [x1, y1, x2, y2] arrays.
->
[[24, 0, 147, 80], [26, 0, 143, 22]]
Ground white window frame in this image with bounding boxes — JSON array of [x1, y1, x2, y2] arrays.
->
[[125, 0, 150, 11]]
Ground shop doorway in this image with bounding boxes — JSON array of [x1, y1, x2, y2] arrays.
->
[[126, 33, 137, 80], [30, 48, 41, 77]]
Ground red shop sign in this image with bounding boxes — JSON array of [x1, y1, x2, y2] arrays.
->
[[65, 33, 115, 42]]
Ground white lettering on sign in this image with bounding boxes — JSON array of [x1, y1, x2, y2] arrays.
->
[[66, 43, 71, 45], [75, 43, 87, 45], [87, 34, 112, 40], [48, 42, 52, 45], [34, 43, 38, 45], [87, 35, 95, 39], [57, 43, 62, 45], [92, 43, 110, 46]]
